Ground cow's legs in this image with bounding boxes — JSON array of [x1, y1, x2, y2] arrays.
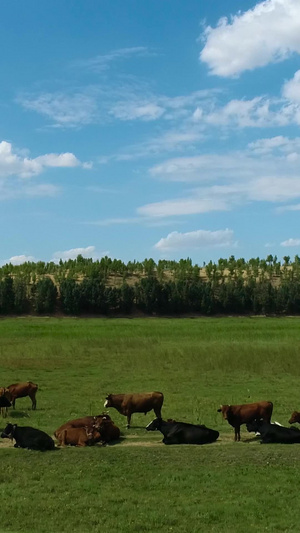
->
[[154, 406, 162, 419], [61, 430, 67, 447], [12, 398, 16, 409], [234, 426, 241, 441], [126, 413, 131, 428], [29, 392, 37, 410]]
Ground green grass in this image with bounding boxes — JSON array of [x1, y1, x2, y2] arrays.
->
[[0, 317, 300, 532]]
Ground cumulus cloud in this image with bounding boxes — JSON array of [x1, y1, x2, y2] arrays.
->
[[154, 229, 235, 252], [52, 246, 109, 262], [281, 238, 300, 247], [200, 0, 300, 77], [282, 70, 300, 103], [7, 255, 36, 265], [0, 141, 85, 179]]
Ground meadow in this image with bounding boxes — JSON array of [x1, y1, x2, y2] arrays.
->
[[0, 317, 300, 532]]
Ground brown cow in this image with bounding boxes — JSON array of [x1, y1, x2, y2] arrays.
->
[[54, 414, 110, 439], [98, 417, 120, 442], [5, 382, 38, 410], [104, 392, 164, 428], [218, 401, 273, 441], [289, 411, 300, 424], [56, 426, 101, 447]]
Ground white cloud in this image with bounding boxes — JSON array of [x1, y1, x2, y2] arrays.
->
[[138, 196, 229, 218], [8, 255, 36, 265], [200, 0, 300, 77], [149, 150, 300, 183], [140, 147, 300, 218], [35, 153, 81, 168], [154, 229, 235, 252], [248, 136, 293, 153], [277, 203, 300, 212], [282, 70, 300, 102], [0, 141, 85, 179], [52, 246, 109, 261], [18, 92, 98, 128], [281, 238, 300, 247], [110, 102, 165, 121], [74, 47, 153, 72]]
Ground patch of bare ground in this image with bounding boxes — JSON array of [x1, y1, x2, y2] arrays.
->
[[0, 440, 14, 448]]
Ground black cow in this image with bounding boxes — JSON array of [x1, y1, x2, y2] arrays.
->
[[146, 418, 219, 445], [247, 419, 300, 444], [0, 395, 11, 408], [1, 423, 55, 451]]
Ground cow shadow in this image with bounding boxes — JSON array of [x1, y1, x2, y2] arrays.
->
[[243, 435, 261, 443], [95, 437, 123, 447], [7, 411, 30, 419]]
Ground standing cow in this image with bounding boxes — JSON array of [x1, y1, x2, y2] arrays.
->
[[5, 382, 38, 410], [104, 392, 164, 428], [218, 401, 273, 441]]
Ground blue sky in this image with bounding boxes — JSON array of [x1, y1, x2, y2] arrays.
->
[[1, 0, 300, 265]]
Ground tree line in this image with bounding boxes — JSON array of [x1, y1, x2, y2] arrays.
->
[[1, 254, 300, 315]]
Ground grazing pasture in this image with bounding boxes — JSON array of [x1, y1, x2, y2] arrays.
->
[[0, 317, 300, 532]]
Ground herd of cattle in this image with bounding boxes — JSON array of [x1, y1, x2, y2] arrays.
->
[[1, 384, 300, 450]]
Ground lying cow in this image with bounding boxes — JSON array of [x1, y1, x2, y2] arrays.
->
[[247, 419, 300, 444], [98, 417, 120, 443], [1, 423, 55, 451], [54, 413, 110, 439], [5, 381, 38, 410], [289, 411, 300, 424], [104, 392, 164, 428], [218, 401, 273, 441], [0, 388, 11, 418], [56, 426, 101, 447], [146, 418, 219, 445]]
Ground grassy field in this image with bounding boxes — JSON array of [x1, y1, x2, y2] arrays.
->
[[0, 317, 300, 532]]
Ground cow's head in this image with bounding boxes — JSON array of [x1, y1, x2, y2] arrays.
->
[[289, 411, 300, 425], [146, 418, 162, 431], [104, 395, 113, 408], [1, 423, 16, 439], [217, 405, 231, 420]]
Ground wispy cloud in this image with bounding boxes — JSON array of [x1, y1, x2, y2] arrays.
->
[[138, 143, 300, 218], [110, 102, 165, 121], [200, 0, 300, 77], [17, 91, 98, 128], [154, 228, 236, 252], [73, 47, 154, 72]]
